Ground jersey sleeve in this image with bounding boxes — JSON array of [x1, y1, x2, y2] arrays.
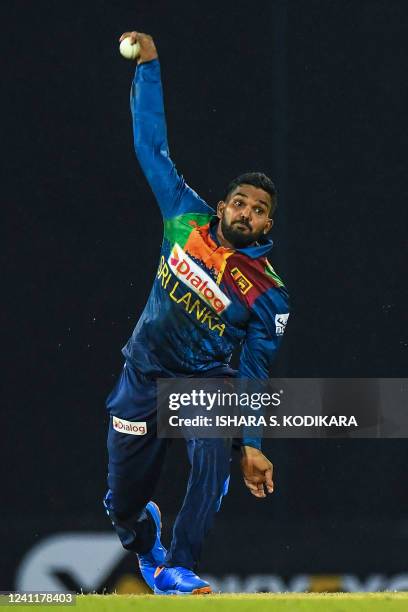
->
[[238, 286, 290, 449], [130, 59, 213, 219]]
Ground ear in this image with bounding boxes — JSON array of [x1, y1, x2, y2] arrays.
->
[[263, 218, 274, 234], [216, 200, 226, 219]]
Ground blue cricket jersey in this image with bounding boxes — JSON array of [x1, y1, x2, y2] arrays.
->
[[121, 59, 290, 447]]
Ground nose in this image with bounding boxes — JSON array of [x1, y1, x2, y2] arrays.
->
[[239, 204, 251, 220], [235, 206, 252, 229]]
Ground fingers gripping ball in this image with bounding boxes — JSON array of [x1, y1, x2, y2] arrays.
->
[[119, 37, 141, 60]]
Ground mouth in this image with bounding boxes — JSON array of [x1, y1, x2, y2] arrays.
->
[[234, 221, 251, 231]]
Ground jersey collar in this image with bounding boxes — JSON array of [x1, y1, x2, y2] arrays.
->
[[209, 216, 273, 259]]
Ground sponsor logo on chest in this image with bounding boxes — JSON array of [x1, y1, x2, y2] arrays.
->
[[168, 243, 231, 314]]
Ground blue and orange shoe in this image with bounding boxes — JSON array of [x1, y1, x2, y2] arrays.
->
[[137, 501, 167, 590], [153, 566, 212, 595]]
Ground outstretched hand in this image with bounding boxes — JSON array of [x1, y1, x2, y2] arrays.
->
[[119, 31, 158, 64], [240, 446, 274, 498]]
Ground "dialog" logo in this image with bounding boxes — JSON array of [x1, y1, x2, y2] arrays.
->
[[112, 417, 147, 435], [168, 244, 231, 314]]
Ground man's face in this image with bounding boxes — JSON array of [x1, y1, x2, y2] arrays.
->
[[216, 184, 273, 248]]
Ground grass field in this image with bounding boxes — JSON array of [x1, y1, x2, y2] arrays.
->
[[76, 593, 408, 611], [6, 593, 406, 611]]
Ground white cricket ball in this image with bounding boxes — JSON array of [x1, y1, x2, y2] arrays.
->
[[119, 37, 141, 60]]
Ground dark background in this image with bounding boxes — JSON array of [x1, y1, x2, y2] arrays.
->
[[2, 0, 407, 590]]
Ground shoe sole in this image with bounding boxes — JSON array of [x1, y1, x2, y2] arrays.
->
[[154, 586, 212, 595]]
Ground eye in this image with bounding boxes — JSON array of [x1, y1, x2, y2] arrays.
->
[[255, 207, 266, 215], [234, 199, 243, 207]]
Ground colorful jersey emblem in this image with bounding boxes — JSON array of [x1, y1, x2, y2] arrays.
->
[[230, 267, 253, 295]]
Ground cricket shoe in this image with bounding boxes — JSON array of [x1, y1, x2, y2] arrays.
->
[[153, 566, 212, 595], [137, 501, 167, 590]]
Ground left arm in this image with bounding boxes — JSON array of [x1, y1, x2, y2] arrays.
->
[[238, 286, 290, 497]]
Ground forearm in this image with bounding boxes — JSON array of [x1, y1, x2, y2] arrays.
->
[[237, 363, 267, 450], [130, 58, 187, 215], [238, 317, 283, 449], [128, 56, 211, 220], [121, 31, 211, 219], [131, 59, 168, 167]]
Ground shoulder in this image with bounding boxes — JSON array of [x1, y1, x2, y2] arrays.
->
[[259, 258, 289, 308], [263, 259, 287, 291], [164, 210, 214, 244], [248, 258, 290, 322], [228, 254, 289, 303], [230, 253, 287, 288]]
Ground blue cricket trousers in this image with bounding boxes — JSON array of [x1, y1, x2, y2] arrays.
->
[[104, 361, 231, 570]]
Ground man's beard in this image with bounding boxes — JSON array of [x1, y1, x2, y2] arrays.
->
[[221, 217, 263, 248]]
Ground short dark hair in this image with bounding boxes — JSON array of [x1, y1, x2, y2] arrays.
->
[[223, 172, 278, 215]]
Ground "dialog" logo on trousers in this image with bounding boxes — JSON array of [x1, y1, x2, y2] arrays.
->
[[112, 416, 147, 435]]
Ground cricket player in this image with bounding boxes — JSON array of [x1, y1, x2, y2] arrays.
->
[[103, 31, 290, 595]]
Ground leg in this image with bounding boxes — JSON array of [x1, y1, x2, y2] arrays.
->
[[103, 362, 169, 554], [164, 437, 232, 569]]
